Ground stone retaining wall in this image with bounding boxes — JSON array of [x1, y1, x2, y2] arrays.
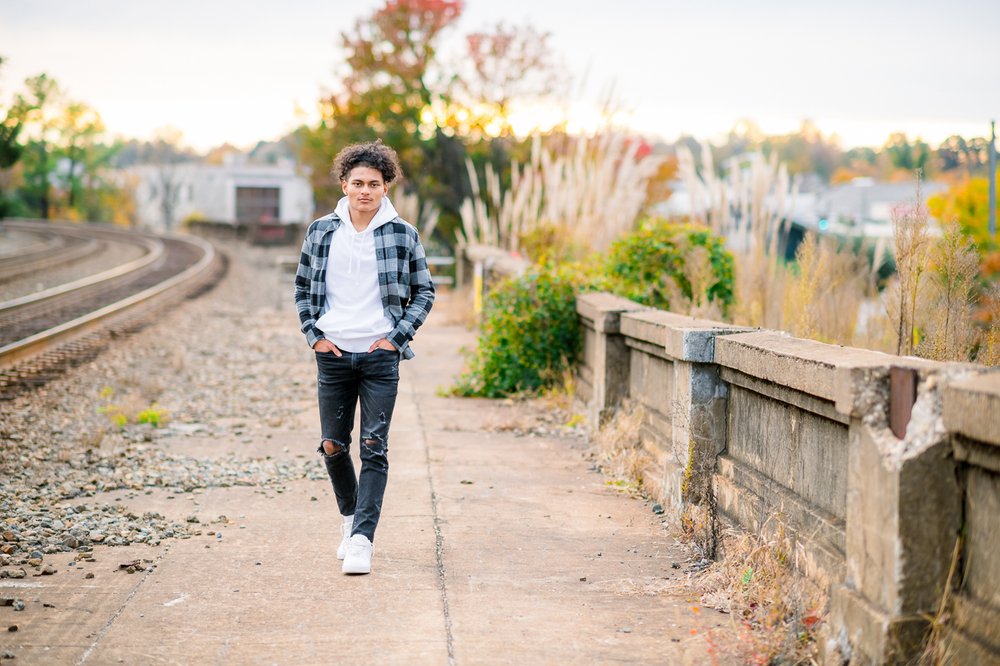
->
[[575, 291, 1000, 665]]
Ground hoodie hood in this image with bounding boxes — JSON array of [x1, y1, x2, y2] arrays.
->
[[333, 195, 398, 234], [332, 195, 398, 277]]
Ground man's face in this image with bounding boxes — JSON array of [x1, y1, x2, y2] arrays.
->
[[342, 166, 388, 215]]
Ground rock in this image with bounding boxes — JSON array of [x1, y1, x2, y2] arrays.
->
[[62, 537, 79, 549], [1, 649, 14, 659], [40, 565, 56, 575], [651, 503, 664, 514], [12, 600, 25, 611], [7, 625, 16, 632], [26, 558, 41, 567], [84, 573, 94, 579], [185, 515, 199, 524]]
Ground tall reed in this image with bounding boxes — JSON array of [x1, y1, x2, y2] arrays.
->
[[676, 143, 800, 329], [459, 132, 665, 254]]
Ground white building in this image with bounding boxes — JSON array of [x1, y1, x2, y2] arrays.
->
[[127, 154, 313, 230]]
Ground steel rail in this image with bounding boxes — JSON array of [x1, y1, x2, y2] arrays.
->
[[0, 233, 216, 372], [0, 233, 102, 284], [0, 235, 163, 313]]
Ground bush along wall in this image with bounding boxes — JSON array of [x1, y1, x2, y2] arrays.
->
[[602, 219, 734, 316], [453, 264, 585, 397], [454, 220, 735, 398]]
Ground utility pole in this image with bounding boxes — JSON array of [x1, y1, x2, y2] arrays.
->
[[990, 120, 996, 239]]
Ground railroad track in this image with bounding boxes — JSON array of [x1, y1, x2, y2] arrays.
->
[[0, 225, 104, 285], [0, 220, 225, 399]]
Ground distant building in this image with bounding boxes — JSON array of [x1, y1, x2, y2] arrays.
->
[[125, 154, 313, 230], [808, 178, 948, 239], [656, 176, 949, 240]]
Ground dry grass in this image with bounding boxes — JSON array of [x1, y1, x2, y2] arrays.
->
[[390, 188, 440, 240], [890, 184, 934, 356], [660, 243, 727, 321], [676, 150, 998, 365], [909, 536, 963, 665], [587, 404, 652, 500], [677, 143, 798, 330], [916, 223, 981, 361], [584, 403, 826, 664], [781, 233, 868, 345], [690, 525, 827, 665]]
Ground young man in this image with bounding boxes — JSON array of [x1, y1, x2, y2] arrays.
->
[[293, 141, 435, 575]]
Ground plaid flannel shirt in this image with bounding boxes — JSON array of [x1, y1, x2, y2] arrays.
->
[[293, 212, 435, 360]]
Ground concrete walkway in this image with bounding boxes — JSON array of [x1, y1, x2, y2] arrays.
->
[[3, 297, 723, 664]]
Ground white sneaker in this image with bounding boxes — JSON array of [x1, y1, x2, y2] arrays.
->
[[337, 515, 354, 560], [342, 534, 373, 575]]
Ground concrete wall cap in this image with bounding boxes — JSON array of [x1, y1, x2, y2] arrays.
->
[[943, 372, 1000, 447], [618, 310, 753, 360], [576, 292, 651, 333], [716, 331, 891, 401]]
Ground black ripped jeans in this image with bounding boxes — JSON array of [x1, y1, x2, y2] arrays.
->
[[315, 348, 399, 543]]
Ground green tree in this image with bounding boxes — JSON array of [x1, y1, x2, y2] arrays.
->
[[17, 74, 60, 218], [55, 101, 109, 209], [883, 132, 930, 174], [0, 57, 28, 217]]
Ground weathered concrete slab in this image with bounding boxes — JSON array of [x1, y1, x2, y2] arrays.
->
[[716, 331, 889, 402], [576, 292, 650, 334], [943, 372, 1000, 447]]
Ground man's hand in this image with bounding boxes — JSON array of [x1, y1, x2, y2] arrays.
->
[[313, 339, 342, 356], [367, 338, 397, 353]]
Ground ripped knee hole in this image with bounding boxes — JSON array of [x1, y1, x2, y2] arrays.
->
[[322, 439, 345, 455]]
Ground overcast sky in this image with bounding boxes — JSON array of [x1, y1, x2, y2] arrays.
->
[[2, 0, 998, 151]]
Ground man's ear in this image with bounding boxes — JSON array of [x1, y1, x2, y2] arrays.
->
[[341, 180, 348, 195]]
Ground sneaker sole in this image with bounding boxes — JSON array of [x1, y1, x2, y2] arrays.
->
[[342, 562, 371, 575]]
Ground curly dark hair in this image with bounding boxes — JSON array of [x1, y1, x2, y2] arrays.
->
[[331, 140, 403, 184]]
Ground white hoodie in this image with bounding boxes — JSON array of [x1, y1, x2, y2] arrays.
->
[[314, 196, 397, 352]]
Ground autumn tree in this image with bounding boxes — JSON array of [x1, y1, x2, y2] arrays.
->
[[927, 172, 1000, 263], [456, 22, 562, 137], [299, 0, 463, 213]]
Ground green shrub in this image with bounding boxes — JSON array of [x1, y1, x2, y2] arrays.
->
[[603, 219, 734, 315], [453, 265, 585, 398], [454, 220, 735, 397]]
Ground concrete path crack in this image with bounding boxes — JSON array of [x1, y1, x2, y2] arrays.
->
[[411, 379, 456, 665], [410, 382, 455, 666], [77, 546, 172, 665]]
